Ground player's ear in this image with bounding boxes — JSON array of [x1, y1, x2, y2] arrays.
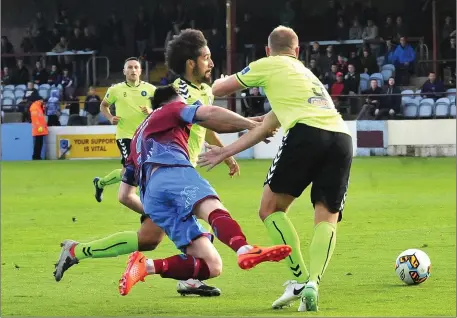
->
[[187, 59, 196, 70], [295, 46, 300, 58], [265, 46, 270, 57]]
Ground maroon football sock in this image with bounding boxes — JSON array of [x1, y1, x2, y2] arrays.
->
[[153, 254, 211, 280], [208, 209, 249, 252]]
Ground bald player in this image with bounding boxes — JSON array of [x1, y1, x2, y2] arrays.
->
[[197, 26, 353, 312]]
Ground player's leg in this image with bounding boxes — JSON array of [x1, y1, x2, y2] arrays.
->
[[194, 197, 292, 270], [298, 131, 353, 312], [260, 130, 317, 309], [53, 217, 164, 282], [93, 139, 131, 202], [140, 213, 222, 297]]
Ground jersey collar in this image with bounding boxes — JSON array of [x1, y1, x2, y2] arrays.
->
[[125, 81, 141, 87], [180, 77, 202, 90]]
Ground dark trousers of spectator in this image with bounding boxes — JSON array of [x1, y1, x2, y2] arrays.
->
[[47, 115, 61, 126], [357, 104, 376, 120], [33, 135, 44, 160], [395, 62, 414, 85], [375, 108, 397, 119]]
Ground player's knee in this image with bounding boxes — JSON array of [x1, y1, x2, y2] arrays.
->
[[137, 231, 161, 251], [258, 208, 273, 221], [206, 256, 223, 278]]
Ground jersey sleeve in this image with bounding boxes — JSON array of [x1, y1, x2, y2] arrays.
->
[[122, 154, 138, 187], [177, 104, 201, 124], [104, 86, 117, 105], [235, 58, 271, 88]]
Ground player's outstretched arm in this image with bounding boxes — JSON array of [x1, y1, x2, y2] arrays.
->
[[212, 75, 244, 97], [195, 105, 258, 133], [198, 111, 281, 170]]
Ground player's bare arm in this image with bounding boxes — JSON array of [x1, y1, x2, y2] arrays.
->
[[197, 111, 280, 170], [205, 129, 240, 177], [212, 75, 245, 97], [195, 105, 258, 133], [118, 181, 144, 215], [100, 99, 120, 125]]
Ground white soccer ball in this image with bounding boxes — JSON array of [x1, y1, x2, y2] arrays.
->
[[395, 249, 431, 285]]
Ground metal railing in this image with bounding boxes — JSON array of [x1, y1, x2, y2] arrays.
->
[[85, 56, 110, 87]]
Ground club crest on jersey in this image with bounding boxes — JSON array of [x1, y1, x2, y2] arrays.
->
[[308, 96, 331, 108], [241, 66, 251, 75], [141, 91, 147, 96]]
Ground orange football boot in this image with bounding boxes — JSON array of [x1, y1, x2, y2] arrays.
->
[[119, 251, 148, 296], [238, 245, 292, 270]]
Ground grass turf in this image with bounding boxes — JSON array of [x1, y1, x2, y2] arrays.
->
[[1, 158, 455, 316]]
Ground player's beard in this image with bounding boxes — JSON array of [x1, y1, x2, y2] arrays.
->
[[193, 67, 212, 85]]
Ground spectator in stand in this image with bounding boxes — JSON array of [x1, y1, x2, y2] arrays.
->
[[49, 27, 62, 48], [60, 69, 75, 99], [20, 29, 34, 65], [324, 64, 338, 89], [362, 19, 380, 56], [279, 1, 295, 28], [83, 27, 97, 51], [53, 36, 68, 53], [309, 59, 323, 80], [349, 19, 363, 40], [33, 12, 47, 34], [361, 48, 378, 74], [69, 28, 85, 51], [382, 77, 401, 118], [47, 65, 61, 87], [383, 40, 396, 65], [66, 94, 80, 116], [363, 0, 378, 25], [393, 36, 416, 85], [84, 86, 101, 126], [421, 72, 445, 100], [309, 42, 322, 64], [320, 45, 337, 74], [240, 87, 266, 117], [54, 9, 69, 33], [106, 12, 125, 47], [23, 82, 41, 103], [134, 11, 150, 57], [336, 54, 348, 74], [32, 61, 49, 86], [330, 72, 347, 109], [1, 36, 15, 68], [12, 59, 30, 85], [442, 16, 456, 43], [380, 16, 396, 41], [1, 67, 12, 85], [46, 89, 61, 126], [344, 64, 360, 113], [348, 51, 363, 73], [358, 79, 384, 119], [442, 37, 456, 84], [394, 16, 408, 40], [32, 29, 50, 54], [335, 18, 348, 41]]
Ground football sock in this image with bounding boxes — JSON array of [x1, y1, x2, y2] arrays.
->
[[308, 222, 337, 285], [152, 255, 211, 280], [97, 169, 122, 188], [264, 212, 309, 283], [208, 209, 249, 253], [74, 231, 138, 260]]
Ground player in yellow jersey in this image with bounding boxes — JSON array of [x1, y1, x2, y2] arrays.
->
[[93, 57, 156, 203], [198, 26, 353, 312]]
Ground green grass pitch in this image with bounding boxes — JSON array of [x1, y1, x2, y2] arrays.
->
[[1, 158, 455, 316]]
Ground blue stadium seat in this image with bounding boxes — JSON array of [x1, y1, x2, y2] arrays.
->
[[34, 84, 39, 90], [3, 90, 15, 99], [59, 113, 69, 126], [418, 98, 434, 118], [369, 73, 383, 87], [4, 85, 14, 91], [15, 97, 23, 105], [381, 64, 396, 73], [15, 84, 26, 91], [38, 88, 50, 100], [403, 100, 419, 118], [14, 89, 24, 99], [377, 56, 385, 67], [401, 89, 414, 105], [2, 98, 14, 106], [446, 88, 456, 97], [360, 78, 369, 91], [450, 95, 456, 103], [39, 84, 51, 90], [381, 69, 392, 82], [450, 104, 456, 118]]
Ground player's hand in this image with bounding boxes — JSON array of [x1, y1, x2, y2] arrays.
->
[[197, 143, 227, 172], [139, 106, 151, 115], [110, 116, 121, 125], [224, 156, 240, 177]]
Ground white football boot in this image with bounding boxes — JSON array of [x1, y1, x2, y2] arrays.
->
[[272, 280, 307, 309]]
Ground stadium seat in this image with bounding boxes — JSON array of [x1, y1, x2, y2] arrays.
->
[[450, 95, 456, 103], [401, 89, 415, 105], [418, 98, 434, 118], [15, 84, 26, 91], [381, 64, 396, 73], [59, 113, 69, 126], [39, 84, 51, 90], [3, 90, 15, 99], [34, 84, 39, 90], [79, 109, 87, 117], [14, 89, 24, 99], [403, 100, 419, 118], [435, 103, 450, 118], [57, 84, 63, 91], [360, 73, 370, 81], [450, 104, 456, 118], [15, 97, 23, 105], [4, 85, 14, 91], [377, 56, 385, 68], [61, 108, 70, 115], [381, 69, 392, 82], [2, 98, 14, 106], [446, 88, 456, 97], [38, 88, 50, 100], [369, 73, 384, 87]]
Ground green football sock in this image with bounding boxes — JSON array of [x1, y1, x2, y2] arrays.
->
[[308, 222, 337, 286], [97, 169, 122, 188], [74, 231, 138, 260], [264, 212, 309, 283]]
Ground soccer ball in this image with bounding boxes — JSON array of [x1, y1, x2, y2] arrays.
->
[[395, 249, 431, 285]]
